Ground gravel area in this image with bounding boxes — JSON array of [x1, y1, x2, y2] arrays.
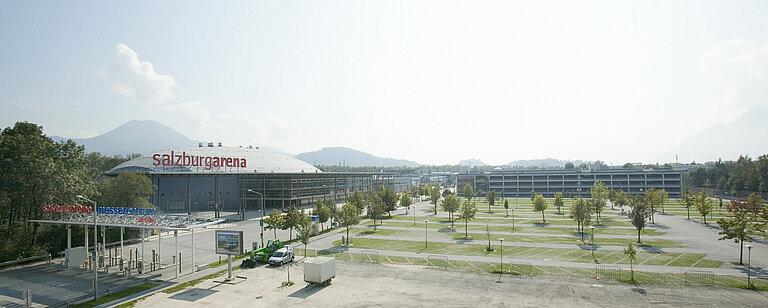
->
[[133, 259, 768, 307]]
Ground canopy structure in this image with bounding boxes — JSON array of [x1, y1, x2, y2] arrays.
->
[[31, 214, 224, 230], [31, 214, 225, 278]]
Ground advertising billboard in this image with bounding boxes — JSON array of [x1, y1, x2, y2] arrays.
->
[[215, 230, 244, 255]]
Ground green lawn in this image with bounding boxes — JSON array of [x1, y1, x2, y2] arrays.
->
[[333, 238, 719, 268], [368, 220, 664, 236], [73, 283, 158, 308]]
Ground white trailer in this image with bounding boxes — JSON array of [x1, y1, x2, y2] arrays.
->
[[304, 257, 335, 286]]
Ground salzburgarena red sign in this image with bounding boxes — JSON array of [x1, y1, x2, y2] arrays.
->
[[152, 151, 247, 170]]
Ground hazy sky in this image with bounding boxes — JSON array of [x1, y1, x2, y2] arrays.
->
[[2, 1, 767, 165]]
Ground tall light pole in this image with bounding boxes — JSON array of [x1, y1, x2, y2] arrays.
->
[[746, 244, 754, 287], [247, 189, 265, 247], [424, 220, 429, 248], [76, 195, 98, 301], [499, 238, 504, 272]]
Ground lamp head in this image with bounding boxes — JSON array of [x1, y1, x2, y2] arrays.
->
[[746, 245, 754, 249], [498, 238, 504, 241], [76, 195, 84, 199], [424, 220, 428, 223]]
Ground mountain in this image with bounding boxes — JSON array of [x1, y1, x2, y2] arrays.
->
[[295, 147, 420, 167], [51, 120, 198, 155], [673, 106, 768, 162], [506, 158, 584, 168], [458, 159, 488, 167]]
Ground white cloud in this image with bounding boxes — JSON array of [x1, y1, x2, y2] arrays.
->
[[103, 44, 177, 104], [267, 113, 302, 136], [163, 101, 272, 145]]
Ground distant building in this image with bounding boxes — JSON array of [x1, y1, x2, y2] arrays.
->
[[108, 144, 397, 213], [457, 168, 682, 198]]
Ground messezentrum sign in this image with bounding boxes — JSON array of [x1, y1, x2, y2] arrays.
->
[[44, 205, 157, 216]]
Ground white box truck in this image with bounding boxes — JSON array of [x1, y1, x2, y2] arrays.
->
[[304, 257, 335, 286]]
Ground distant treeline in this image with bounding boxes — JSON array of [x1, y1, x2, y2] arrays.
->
[[685, 155, 768, 193]]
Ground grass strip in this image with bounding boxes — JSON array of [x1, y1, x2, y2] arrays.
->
[[73, 283, 158, 308]]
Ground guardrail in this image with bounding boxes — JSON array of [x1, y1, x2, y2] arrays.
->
[[0, 253, 51, 269]]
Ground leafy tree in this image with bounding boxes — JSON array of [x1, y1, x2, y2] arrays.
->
[[365, 191, 384, 229], [458, 199, 478, 238], [378, 187, 398, 216], [569, 197, 592, 241], [695, 191, 713, 224], [338, 202, 361, 246], [486, 190, 496, 213], [564, 162, 575, 170], [590, 181, 608, 223], [95, 172, 155, 208], [622, 162, 635, 169], [679, 189, 695, 219], [349, 190, 365, 212], [314, 200, 330, 231], [462, 184, 474, 203], [503, 199, 509, 217], [283, 205, 302, 241], [623, 241, 637, 282], [0, 122, 96, 261], [442, 189, 452, 198], [440, 194, 461, 227], [530, 189, 536, 202], [533, 194, 548, 223], [644, 188, 659, 224], [553, 192, 564, 214], [657, 189, 669, 213], [400, 191, 412, 212], [614, 190, 629, 211], [326, 198, 337, 226], [627, 195, 650, 243], [295, 211, 313, 257], [718, 195, 766, 264], [264, 209, 285, 239], [430, 183, 441, 215]]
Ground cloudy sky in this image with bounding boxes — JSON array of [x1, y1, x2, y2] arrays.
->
[[1, 1, 767, 165]]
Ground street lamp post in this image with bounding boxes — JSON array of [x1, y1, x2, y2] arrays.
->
[[76, 195, 98, 301], [746, 244, 754, 287], [591, 227, 594, 244], [424, 220, 429, 248], [511, 209, 515, 231], [247, 189, 265, 247], [499, 238, 504, 272]]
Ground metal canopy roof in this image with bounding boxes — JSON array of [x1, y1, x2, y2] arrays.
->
[[30, 214, 225, 230]]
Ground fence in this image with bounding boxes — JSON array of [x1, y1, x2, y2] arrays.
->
[[685, 270, 715, 286], [0, 253, 51, 269], [595, 265, 622, 282]]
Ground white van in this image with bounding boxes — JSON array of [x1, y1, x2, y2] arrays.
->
[[268, 246, 294, 266]]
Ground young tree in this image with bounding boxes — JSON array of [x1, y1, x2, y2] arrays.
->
[[349, 190, 365, 212], [400, 191, 412, 214], [644, 188, 659, 224], [442, 188, 452, 198], [378, 187, 398, 216], [295, 212, 313, 257], [718, 195, 766, 264], [486, 190, 496, 213], [458, 199, 478, 238], [313, 198, 325, 220], [503, 199, 509, 217], [462, 184, 474, 204], [283, 205, 302, 241], [608, 189, 618, 209], [366, 192, 384, 230], [657, 189, 669, 213], [441, 194, 461, 227], [338, 203, 361, 246], [317, 202, 330, 231], [530, 189, 536, 202], [623, 241, 637, 282], [553, 192, 564, 215], [533, 194, 548, 223], [264, 209, 285, 239], [627, 195, 650, 243], [569, 197, 592, 241], [590, 181, 608, 223], [679, 189, 695, 220], [326, 198, 337, 226], [614, 190, 629, 213], [695, 191, 713, 224], [430, 184, 441, 215]]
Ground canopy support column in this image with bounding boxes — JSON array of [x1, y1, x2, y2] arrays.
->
[[66, 225, 71, 269]]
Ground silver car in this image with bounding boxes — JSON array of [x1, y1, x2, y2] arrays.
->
[[268, 246, 294, 266]]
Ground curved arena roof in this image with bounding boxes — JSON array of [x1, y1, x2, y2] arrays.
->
[[107, 147, 321, 174]]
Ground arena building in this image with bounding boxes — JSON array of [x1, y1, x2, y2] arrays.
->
[[107, 144, 396, 214]]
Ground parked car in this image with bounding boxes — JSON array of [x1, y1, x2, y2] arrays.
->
[[268, 246, 294, 266]]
